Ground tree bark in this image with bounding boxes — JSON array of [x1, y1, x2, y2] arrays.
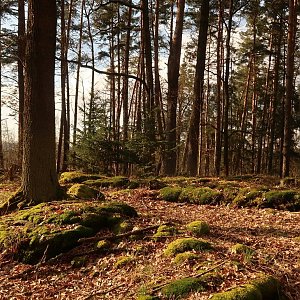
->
[[282, 0, 297, 177], [17, 0, 59, 206], [163, 0, 185, 176], [185, 0, 209, 176]]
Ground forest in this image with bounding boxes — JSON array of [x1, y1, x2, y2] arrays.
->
[[0, 0, 300, 299]]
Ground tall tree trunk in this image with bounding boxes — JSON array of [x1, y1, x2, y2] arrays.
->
[[185, 0, 209, 176], [223, 0, 233, 176], [163, 0, 185, 176], [0, 13, 3, 170], [215, 0, 223, 176], [19, 0, 59, 205], [18, 0, 26, 168], [282, 0, 297, 177], [73, 0, 85, 146]]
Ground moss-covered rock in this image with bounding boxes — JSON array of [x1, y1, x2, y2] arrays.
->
[[96, 240, 111, 251], [210, 274, 280, 300], [60, 171, 102, 184], [164, 238, 212, 256], [159, 187, 182, 202], [178, 186, 196, 202], [191, 187, 223, 205], [186, 220, 210, 236], [114, 255, 134, 268], [233, 189, 263, 207], [84, 176, 130, 188], [161, 277, 204, 298], [137, 295, 160, 300], [67, 184, 103, 200], [261, 190, 299, 210], [210, 284, 262, 300], [173, 252, 199, 265]]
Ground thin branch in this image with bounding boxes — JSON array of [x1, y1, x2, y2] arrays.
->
[[93, 0, 140, 11]]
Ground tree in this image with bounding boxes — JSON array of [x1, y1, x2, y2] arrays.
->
[[1, 0, 60, 212], [163, 0, 186, 176], [282, 0, 297, 177], [185, 0, 209, 176]]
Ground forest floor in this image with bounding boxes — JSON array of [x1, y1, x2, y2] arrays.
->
[[0, 179, 300, 299]]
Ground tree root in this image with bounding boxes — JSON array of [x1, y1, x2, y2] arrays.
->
[[0, 190, 27, 216]]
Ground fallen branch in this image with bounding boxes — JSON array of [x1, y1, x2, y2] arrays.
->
[[83, 282, 127, 300], [78, 223, 172, 244]]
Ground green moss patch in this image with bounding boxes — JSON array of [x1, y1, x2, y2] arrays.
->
[[0, 201, 137, 264], [161, 277, 205, 298], [260, 190, 300, 210], [173, 252, 199, 265], [84, 176, 130, 188], [67, 184, 104, 200], [231, 243, 254, 255], [59, 171, 103, 184], [164, 238, 212, 256], [114, 255, 134, 268], [233, 188, 263, 207], [186, 220, 210, 236], [159, 187, 183, 202], [191, 187, 223, 205], [210, 274, 280, 300]]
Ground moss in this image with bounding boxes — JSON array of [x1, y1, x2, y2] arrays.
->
[[186, 220, 210, 236], [47, 210, 81, 225], [233, 189, 263, 207], [84, 176, 130, 188], [161, 176, 191, 186], [161, 277, 204, 298], [173, 252, 199, 265], [148, 179, 167, 190], [114, 255, 134, 268], [231, 243, 254, 255], [96, 240, 110, 251], [100, 201, 138, 218], [262, 190, 297, 209], [210, 284, 262, 300], [153, 225, 177, 240], [159, 187, 182, 202], [164, 238, 212, 256], [60, 171, 102, 184], [67, 184, 103, 200], [191, 187, 223, 205], [251, 275, 280, 300], [179, 186, 196, 202], [113, 220, 133, 234], [137, 296, 160, 300], [210, 275, 280, 300]]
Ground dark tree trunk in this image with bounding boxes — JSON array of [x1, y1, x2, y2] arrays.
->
[[163, 0, 185, 176], [185, 0, 209, 176], [20, 0, 59, 204], [18, 0, 26, 168], [282, 0, 297, 177]]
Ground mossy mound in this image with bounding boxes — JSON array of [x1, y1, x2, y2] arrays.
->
[[161, 277, 204, 298], [186, 220, 210, 236], [164, 238, 212, 256], [173, 252, 199, 265], [178, 186, 196, 202], [191, 187, 223, 205], [233, 188, 263, 207], [137, 295, 160, 300], [153, 225, 178, 240], [159, 187, 183, 202], [84, 176, 130, 188], [60, 171, 103, 184], [210, 274, 280, 300], [0, 201, 137, 264], [260, 190, 300, 211], [67, 183, 104, 200]]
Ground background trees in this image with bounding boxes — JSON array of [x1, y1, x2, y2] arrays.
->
[[0, 0, 300, 178]]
